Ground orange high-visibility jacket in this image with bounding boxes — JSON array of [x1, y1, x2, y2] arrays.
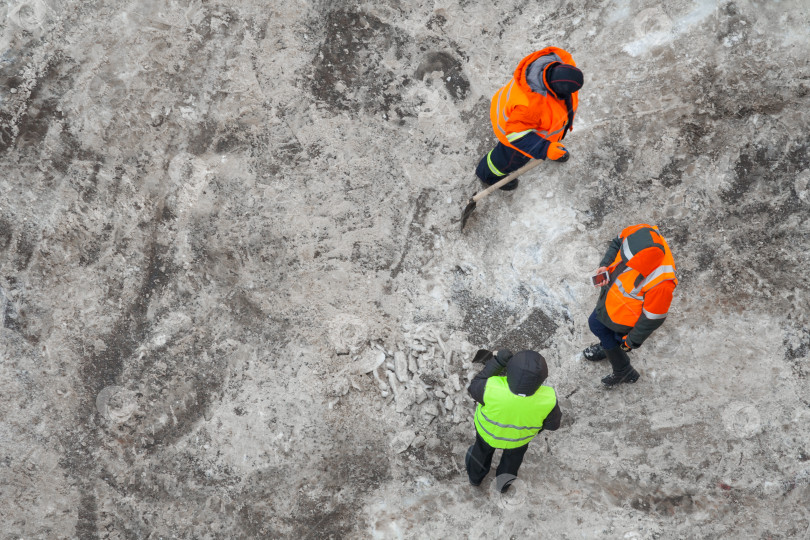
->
[[595, 224, 678, 347], [489, 47, 580, 158]]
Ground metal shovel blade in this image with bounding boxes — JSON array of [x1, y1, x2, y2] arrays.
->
[[460, 197, 477, 230]]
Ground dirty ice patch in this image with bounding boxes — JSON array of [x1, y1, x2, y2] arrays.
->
[[622, 1, 717, 57], [501, 189, 600, 307], [177, 346, 319, 476], [364, 482, 488, 540], [662, 307, 785, 404]]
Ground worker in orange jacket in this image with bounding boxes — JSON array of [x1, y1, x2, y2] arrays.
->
[[583, 224, 678, 386], [476, 47, 584, 191]]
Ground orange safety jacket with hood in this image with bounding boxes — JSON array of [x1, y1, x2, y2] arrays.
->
[[595, 224, 678, 348], [489, 47, 580, 158]]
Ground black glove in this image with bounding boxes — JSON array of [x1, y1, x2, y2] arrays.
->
[[495, 349, 513, 367], [620, 337, 634, 352]]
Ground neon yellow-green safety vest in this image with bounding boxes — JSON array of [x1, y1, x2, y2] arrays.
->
[[474, 376, 557, 449]]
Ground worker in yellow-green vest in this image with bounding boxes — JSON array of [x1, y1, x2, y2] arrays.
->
[[466, 349, 562, 493]]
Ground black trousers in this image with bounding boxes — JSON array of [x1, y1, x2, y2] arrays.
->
[[474, 133, 550, 185], [466, 431, 530, 487]]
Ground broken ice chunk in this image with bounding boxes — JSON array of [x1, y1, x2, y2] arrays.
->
[[435, 333, 447, 355], [421, 401, 439, 417], [372, 368, 388, 392], [408, 353, 419, 375], [395, 386, 415, 413], [390, 430, 416, 453], [414, 384, 428, 404], [352, 349, 386, 374], [394, 351, 408, 383], [387, 371, 401, 397]]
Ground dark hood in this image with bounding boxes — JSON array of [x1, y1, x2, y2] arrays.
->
[[506, 351, 548, 396]]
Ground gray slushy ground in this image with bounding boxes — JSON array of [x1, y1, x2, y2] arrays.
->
[[1, 0, 809, 538]]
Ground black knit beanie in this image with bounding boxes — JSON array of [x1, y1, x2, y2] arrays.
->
[[546, 63, 584, 98]]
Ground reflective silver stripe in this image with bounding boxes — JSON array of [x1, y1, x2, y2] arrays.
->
[[633, 265, 677, 295], [494, 88, 507, 136], [614, 273, 644, 301], [505, 126, 562, 142], [499, 80, 514, 126], [529, 125, 565, 139], [506, 129, 533, 141], [642, 308, 667, 320], [479, 409, 543, 431], [503, 80, 514, 106], [622, 237, 634, 260], [475, 415, 537, 443]]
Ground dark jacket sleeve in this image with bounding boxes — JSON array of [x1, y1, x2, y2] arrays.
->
[[598, 234, 623, 268], [541, 402, 562, 431], [467, 356, 506, 405], [510, 130, 551, 160]]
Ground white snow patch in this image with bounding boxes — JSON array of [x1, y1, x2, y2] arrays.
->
[[623, 0, 718, 57]]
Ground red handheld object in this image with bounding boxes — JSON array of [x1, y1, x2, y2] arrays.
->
[[591, 270, 609, 286]]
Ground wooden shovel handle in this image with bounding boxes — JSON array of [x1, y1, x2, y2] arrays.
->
[[471, 159, 542, 203]]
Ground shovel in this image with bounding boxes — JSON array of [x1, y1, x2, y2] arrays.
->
[[459, 159, 543, 230]]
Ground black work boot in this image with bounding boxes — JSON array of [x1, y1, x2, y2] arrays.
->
[[601, 347, 639, 386], [499, 178, 519, 191], [497, 474, 516, 493], [582, 344, 606, 361]]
